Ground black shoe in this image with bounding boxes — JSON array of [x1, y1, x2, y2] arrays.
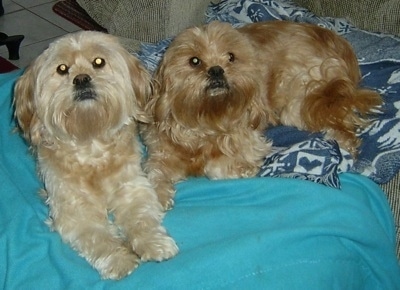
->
[[0, 32, 24, 60]]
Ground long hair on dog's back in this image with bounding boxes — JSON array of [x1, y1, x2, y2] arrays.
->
[[238, 21, 381, 153]]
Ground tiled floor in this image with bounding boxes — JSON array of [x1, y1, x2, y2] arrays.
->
[[0, 0, 82, 69]]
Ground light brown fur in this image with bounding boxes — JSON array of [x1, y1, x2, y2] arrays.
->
[[142, 21, 272, 209], [143, 20, 382, 210], [13, 31, 178, 280], [238, 21, 381, 151]]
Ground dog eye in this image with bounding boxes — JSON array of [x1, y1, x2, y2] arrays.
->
[[228, 52, 235, 63], [189, 57, 201, 67], [92, 57, 106, 68], [56, 64, 69, 75]]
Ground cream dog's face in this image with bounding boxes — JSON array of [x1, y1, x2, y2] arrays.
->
[[152, 21, 265, 132], [15, 31, 151, 144]]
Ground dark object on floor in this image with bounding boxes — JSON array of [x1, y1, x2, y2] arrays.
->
[[0, 0, 4, 16], [0, 33, 24, 60], [52, 0, 107, 32], [0, 55, 18, 73]]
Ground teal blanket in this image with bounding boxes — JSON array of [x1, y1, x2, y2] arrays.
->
[[1, 70, 399, 289]]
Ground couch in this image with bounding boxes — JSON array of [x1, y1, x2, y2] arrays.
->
[[78, 0, 400, 257], [290, 1, 400, 258], [1, 0, 399, 288]]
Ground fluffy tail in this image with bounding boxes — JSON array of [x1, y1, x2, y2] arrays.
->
[[301, 78, 382, 155]]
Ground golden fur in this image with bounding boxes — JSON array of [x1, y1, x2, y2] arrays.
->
[[13, 31, 178, 280], [143, 20, 382, 210], [238, 21, 381, 150]]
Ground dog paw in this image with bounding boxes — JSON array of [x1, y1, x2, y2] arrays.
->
[[238, 165, 260, 178], [205, 160, 260, 179], [96, 248, 140, 280], [160, 196, 175, 211], [155, 184, 176, 211], [134, 232, 179, 262]]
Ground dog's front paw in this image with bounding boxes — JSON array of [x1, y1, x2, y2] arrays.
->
[[205, 158, 260, 179], [155, 183, 176, 211], [96, 248, 140, 280], [160, 196, 175, 211], [133, 231, 179, 262], [238, 164, 260, 178]]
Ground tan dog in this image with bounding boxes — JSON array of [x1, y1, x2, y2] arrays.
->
[[143, 20, 382, 210], [13, 31, 178, 280], [238, 21, 381, 151]]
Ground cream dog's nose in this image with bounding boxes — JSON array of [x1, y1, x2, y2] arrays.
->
[[73, 74, 92, 86]]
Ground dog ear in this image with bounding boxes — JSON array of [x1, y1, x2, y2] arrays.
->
[[124, 52, 153, 124], [149, 61, 173, 124], [13, 65, 42, 145]]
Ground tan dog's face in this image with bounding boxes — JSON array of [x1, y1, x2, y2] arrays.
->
[[14, 31, 151, 144], [153, 21, 265, 131]]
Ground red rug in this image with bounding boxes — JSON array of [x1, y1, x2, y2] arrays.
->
[[0, 56, 19, 73], [52, 0, 107, 32]]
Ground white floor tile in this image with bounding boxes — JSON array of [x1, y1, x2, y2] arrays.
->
[[0, 0, 83, 69], [0, 37, 57, 68], [2, 0, 24, 14], [29, 2, 82, 33], [12, 0, 55, 9], [0, 9, 66, 46]]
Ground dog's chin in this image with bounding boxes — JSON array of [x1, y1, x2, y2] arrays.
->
[[206, 76, 229, 98], [64, 106, 114, 141], [206, 87, 229, 98], [169, 84, 255, 133], [74, 88, 97, 102], [46, 89, 127, 142]]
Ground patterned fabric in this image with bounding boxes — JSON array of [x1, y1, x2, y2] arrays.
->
[[137, 0, 400, 188], [258, 128, 352, 188]]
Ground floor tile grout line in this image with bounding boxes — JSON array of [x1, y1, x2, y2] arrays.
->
[[0, 1, 74, 68], [2, 3, 73, 47], [26, 8, 72, 35]]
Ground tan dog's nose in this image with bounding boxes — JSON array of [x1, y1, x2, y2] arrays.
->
[[208, 66, 224, 78], [207, 66, 226, 90]]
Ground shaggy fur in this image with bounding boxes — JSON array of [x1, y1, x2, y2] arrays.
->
[[143, 20, 382, 210], [238, 21, 381, 151], [13, 31, 178, 280]]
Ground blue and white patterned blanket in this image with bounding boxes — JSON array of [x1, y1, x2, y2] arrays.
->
[[137, 0, 400, 188]]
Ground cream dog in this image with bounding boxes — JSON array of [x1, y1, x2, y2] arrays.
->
[[13, 31, 178, 280]]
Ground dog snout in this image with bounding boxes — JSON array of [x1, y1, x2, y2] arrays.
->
[[73, 74, 96, 101], [73, 74, 92, 86], [208, 66, 224, 78], [207, 66, 227, 90]]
